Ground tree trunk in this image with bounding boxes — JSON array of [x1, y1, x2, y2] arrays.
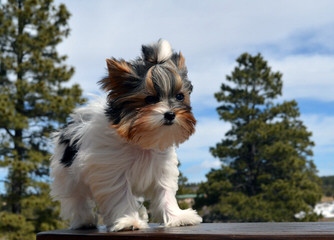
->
[[9, 0, 25, 214]]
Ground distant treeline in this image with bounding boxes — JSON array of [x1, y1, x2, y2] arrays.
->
[[179, 176, 334, 199], [321, 176, 334, 197]]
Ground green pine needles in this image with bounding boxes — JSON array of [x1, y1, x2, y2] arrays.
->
[[0, 0, 85, 239], [195, 53, 322, 222]]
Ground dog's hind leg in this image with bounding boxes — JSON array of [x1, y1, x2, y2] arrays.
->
[[62, 192, 98, 229], [51, 165, 98, 229], [55, 180, 98, 229]]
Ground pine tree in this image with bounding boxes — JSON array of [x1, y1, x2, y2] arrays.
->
[[0, 0, 85, 239], [321, 176, 334, 197], [195, 53, 322, 222]]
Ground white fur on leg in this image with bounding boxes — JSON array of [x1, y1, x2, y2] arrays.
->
[[85, 161, 148, 232], [110, 212, 149, 232], [165, 208, 202, 227], [149, 154, 202, 228], [58, 195, 98, 229], [51, 155, 98, 229], [157, 191, 202, 227]]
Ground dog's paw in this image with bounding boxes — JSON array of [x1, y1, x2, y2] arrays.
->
[[71, 223, 97, 230], [70, 214, 98, 230], [109, 213, 149, 232], [165, 208, 202, 227]]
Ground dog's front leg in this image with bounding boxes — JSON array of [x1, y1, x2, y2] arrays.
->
[[150, 185, 202, 227], [91, 175, 149, 232]]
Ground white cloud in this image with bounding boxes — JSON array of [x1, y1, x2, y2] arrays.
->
[[58, 0, 334, 56], [179, 117, 230, 152], [301, 114, 334, 150], [188, 60, 237, 108], [271, 55, 334, 101], [56, 0, 334, 94], [191, 54, 334, 111], [201, 159, 221, 169], [182, 159, 221, 183]]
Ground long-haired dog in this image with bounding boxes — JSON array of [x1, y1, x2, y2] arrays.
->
[[50, 39, 202, 231]]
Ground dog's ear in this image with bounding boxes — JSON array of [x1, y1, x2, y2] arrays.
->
[[99, 58, 140, 98], [177, 52, 186, 71], [170, 51, 187, 72]]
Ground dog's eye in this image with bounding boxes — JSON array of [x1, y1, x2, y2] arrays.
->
[[145, 96, 159, 104], [176, 93, 184, 101]]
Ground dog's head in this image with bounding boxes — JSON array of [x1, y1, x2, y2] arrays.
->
[[99, 40, 195, 151]]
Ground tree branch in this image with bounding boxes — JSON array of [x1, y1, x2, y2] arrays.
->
[[3, 127, 14, 138]]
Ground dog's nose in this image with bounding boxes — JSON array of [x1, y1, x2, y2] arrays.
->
[[164, 111, 175, 121]]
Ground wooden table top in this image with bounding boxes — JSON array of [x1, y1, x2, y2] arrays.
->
[[36, 222, 334, 240]]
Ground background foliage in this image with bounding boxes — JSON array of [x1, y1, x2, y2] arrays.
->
[[321, 176, 334, 197], [0, 0, 85, 239]]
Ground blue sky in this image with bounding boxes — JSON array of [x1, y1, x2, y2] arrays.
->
[[1, 0, 334, 186]]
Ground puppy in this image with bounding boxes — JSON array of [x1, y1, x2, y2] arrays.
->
[[50, 39, 202, 231]]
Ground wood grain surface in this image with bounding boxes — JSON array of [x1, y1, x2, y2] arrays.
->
[[36, 222, 334, 240]]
